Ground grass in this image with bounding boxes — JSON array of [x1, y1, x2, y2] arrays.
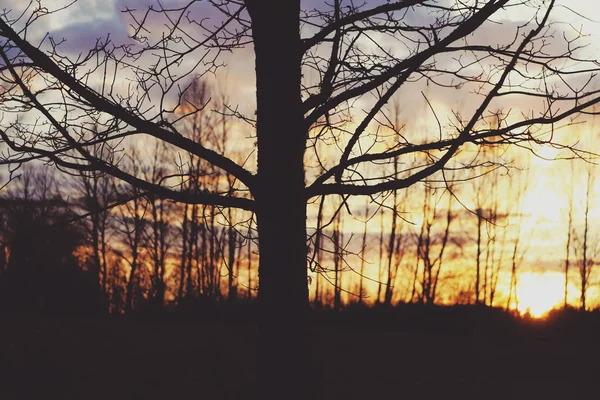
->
[[1, 305, 598, 399]]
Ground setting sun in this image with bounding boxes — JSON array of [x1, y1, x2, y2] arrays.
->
[[515, 272, 565, 318]]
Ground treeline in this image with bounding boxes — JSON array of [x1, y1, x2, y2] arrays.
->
[[309, 140, 599, 312], [0, 80, 257, 314], [0, 79, 598, 315], [0, 162, 256, 314]]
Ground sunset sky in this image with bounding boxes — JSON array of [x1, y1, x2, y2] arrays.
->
[[4, 0, 600, 316]]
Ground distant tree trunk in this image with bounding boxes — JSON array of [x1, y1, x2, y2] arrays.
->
[[247, 231, 253, 299], [246, 2, 312, 397], [186, 204, 198, 297], [430, 189, 453, 304], [333, 209, 342, 311], [483, 227, 489, 305], [384, 107, 402, 306], [116, 175, 147, 314], [493, 210, 508, 307], [314, 261, 321, 306], [100, 218, 109, 297], [235, 227, 243, 296], [199, 205, 208, 294], [178, 203, 189, 303], [359, 197, 368, 304], [506, 168, 528, 311], [409, 252, 419, 303], [124, 230, 141, 312], [580, 167, 594, 311], [314, 199, 325, 308], [564, 215, 572, 308], [79, 169, 113, 310], [416, 184, 432, 303], [486, 173, 499, 306], [564, 161, 574, 308], [377, 207, 384, 304], [475, 207, 482, 305], [149, 195, 166, 309], [416, 186, 429, 303], [124, 236, 140, 312], [384, 172, 398, 306], [208, 206, 217, 298], [228, 206, 238, 302], [507, 230, 520, 310]]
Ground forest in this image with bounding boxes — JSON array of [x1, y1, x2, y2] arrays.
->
[[1, 84, 598, 317]]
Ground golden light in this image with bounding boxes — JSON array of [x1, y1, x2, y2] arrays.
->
[[515, 272, 565, 318]]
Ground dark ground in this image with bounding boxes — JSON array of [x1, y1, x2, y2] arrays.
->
[[1, 305, 598, 399]]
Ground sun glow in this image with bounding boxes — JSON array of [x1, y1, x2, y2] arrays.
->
[[515, 272, 565, 318]]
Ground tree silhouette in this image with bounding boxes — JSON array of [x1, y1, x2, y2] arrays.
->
[[0, 166, 104, 314], [76, 160, 115, 311], [573, 161, 598, 311], [563, 159, 575, 308], [3, 1, 600, 397], [414, 183, 454, 304]]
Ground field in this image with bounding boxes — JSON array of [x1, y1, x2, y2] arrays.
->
[[1, 307, 598, 399]]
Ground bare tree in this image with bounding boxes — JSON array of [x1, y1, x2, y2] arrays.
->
[[4, 1, 600, 396], [472, 148, 505, 306], [144, 141, 174, 311], [506, 167, 529, 311], [77, 167, 115, 310], [573, 163, 597, 311], [413, 183, 454, 304], [113, 151, 149, 313]]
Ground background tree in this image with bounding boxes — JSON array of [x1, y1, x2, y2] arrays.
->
[[143, 141, 174, 311], [0, 165, 103, 314], [414, 183, 454, 304], [77, 167, 115, 310], [563, 159, 575, 308], [572, 162, 598, 311], [506, 167, 530, 311], [113, 151, 149, 314]]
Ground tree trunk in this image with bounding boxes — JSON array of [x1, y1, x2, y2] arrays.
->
[[178, 203, 189, 303], [564, 161, 574, 308], [581, 169, 592, 312], [333, 210, 342, 311], [187, 204, 198, 297], [385, 186, 397, 306], [377, 207, 385, 304], [475, 208, 482, 304], [228, 207, 238, 302], [247, 1, 313, 398], [359, 198, 368, 304], [125, 255, 138, 313], [314, 204, 324, 308], [247, 233, 253, 299]]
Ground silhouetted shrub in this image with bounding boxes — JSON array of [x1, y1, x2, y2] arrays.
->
[[0, 197, 106, 315]]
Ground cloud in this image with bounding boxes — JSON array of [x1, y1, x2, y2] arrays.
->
[[45, 18, 132, 55]]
